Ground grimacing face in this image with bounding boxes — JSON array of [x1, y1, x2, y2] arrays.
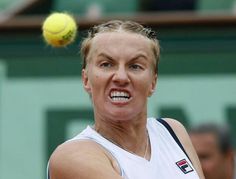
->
[[82, 31, 157, 122]]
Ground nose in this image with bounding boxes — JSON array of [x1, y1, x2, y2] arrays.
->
[[112, 65, 130, 86]]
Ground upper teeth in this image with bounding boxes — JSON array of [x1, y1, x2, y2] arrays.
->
[[110, 91, 130, 98]]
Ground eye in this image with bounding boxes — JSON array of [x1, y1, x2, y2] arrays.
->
[[100, 61, 112, 68], [129, 64, 143, 70]]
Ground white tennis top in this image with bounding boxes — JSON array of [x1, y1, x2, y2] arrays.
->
[[64, 118, 200, 179]]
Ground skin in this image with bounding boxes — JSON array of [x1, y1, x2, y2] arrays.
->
[[49, 31, 205, 179], [190, 132, 234, 179], [83, 32, 157, 153]]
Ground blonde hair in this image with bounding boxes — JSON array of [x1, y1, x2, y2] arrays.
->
[[80, 20, 160, 73]]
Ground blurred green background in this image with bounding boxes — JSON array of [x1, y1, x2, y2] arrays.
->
[[1, 0, 236, 179]]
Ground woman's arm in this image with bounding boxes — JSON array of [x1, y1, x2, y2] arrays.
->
[[48, 140, 123, 179]]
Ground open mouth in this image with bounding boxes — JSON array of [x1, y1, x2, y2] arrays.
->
[[110, 90, 131, 102]]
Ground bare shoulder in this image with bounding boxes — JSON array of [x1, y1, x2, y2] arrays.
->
[[49, 140, 122, 179], [162, 118, 189, 142], [162, 118, 192, 154], [163, 118, 205, 179]]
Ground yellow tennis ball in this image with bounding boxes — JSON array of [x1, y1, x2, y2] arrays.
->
[[42, 12, 77, 47]]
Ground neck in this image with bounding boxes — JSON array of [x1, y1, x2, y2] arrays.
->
[[94, 122, 150, 159]]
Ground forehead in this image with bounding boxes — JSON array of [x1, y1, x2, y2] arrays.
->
[[91, 31, 152, 52]]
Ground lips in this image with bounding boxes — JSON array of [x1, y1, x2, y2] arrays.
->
[[109, 90, 131, 102]]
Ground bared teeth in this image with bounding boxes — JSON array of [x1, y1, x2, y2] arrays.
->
[[110, 91, 130, 101], [112, 97, 129, 101]]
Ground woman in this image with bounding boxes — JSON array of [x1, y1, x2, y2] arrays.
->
[[48, 20, 205, 179]]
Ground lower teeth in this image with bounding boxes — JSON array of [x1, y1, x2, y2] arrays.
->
[[112, 97, 128, 101]]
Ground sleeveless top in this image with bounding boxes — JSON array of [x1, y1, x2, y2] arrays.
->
[[47, 118, 200, 179]]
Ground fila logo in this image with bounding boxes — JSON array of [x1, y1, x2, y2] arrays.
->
[[176, 159, 194, 174]]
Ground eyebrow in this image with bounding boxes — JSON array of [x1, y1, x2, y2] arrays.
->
[[97, 52, 149, 61], [97, 53, 114, 60], [131, 53, 149, 61]]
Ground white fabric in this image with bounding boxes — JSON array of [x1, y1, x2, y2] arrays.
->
[[70, 117, 200, 179]]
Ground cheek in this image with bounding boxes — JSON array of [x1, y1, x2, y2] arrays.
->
[[89, 71, 107, 94], [134, 80, 153, 97], [90, 75, 101, 90], [140, 74, 156, 93], [94, 74, 100, 80]]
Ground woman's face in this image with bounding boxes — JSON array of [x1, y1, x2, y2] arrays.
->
[[82, 32, 157, 122]]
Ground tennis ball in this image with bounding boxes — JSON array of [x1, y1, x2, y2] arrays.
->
[[42, 12, 77, 47]]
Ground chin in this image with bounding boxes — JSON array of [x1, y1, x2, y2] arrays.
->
[[108, 109, 138, 121]]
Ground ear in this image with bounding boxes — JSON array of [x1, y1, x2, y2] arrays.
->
[[82, 69, 91, 94], [148, 74, 157, 97]]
